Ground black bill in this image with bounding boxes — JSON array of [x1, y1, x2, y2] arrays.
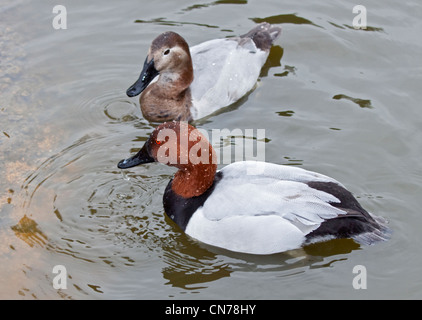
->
[[117, 144, 155, 169], [126, 57, 159, 97]]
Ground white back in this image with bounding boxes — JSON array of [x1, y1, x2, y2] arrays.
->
[[189, 38, 269, 119]]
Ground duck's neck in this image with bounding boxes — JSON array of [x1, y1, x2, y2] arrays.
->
[[159, 67, 193, 97], [171, 163, 217, 198], [141, 70, 194, 122]]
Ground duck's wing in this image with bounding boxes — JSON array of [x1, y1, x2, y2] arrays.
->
[[185, 161, 389, 254], [189, 38, 269, 119], [202, 161, 348, 231]]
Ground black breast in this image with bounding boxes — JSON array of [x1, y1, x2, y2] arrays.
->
[[163, 171, 223, 231]]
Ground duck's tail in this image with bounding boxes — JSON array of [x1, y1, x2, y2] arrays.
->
[[351, 215, 392, 245], [241, 22, 282, 51]]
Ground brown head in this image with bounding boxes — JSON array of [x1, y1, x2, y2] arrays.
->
[[126, 32, 194, 99], [118, 121, 217, 198]]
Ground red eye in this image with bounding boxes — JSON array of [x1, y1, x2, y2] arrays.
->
[[155, 139, 163, 145]]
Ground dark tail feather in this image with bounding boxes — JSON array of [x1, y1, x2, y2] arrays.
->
[[241, 22, 282, 51], [351, 215, 392, 245]]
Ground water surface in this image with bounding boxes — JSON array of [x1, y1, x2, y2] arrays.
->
[[1, 0, 422, 299]]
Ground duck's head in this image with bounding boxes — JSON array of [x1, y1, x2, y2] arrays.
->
[[118, 122, 217, 197], [126, 32, 194, 97]]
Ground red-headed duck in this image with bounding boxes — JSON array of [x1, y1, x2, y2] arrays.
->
[[117, 122, 391, 254], [126, 23, 281, 122]]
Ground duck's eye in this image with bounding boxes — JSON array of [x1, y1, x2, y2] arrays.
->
[[155, 139, 164, 145], [163, 49, 170, 55]]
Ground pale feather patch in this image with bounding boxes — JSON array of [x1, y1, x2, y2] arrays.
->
[[189, 39, 268, 119], [185, 207, 306, 254]]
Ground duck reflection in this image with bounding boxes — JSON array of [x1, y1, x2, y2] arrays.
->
[[161, 215, 361, 290]]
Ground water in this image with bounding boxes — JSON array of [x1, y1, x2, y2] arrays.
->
[[1, 0, 422, 299]]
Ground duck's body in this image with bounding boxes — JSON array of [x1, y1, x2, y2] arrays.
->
[[189, 37, 270, 119], [118, 122, 390, 254], [126, 23, 281, 122]]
